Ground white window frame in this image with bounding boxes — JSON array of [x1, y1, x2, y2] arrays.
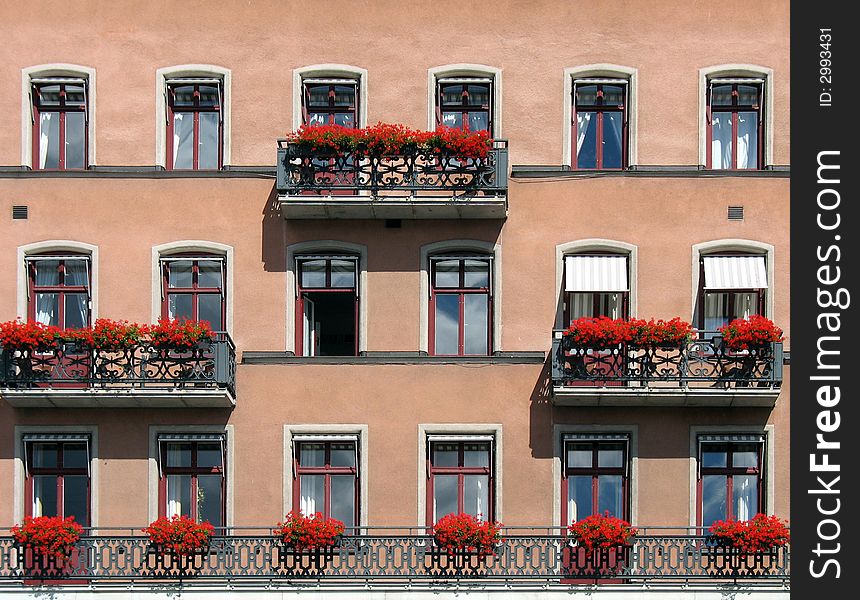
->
[[428, 64, 502, 138], [292, 64, 368, 131]]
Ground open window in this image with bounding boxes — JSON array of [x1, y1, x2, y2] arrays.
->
[[563, 254, 629, 323], [296, 255, 358, 356], [698, 253, 767, 331]]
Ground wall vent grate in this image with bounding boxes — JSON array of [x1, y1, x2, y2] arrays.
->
[[12, 205, 28, 220], [727, 206, 744, 220]]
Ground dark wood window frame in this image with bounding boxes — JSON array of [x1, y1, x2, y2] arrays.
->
[[24, 437, 91, 527], [27, 254, 91, 329], [560, 437, 629, 525], [292, 439, 359, 526], [697, 437, 764, 526], [429, 255, 493, 356], [302, 78, 359, 128], [426, 438, 494, 526], [31, 79, 88, 170], [165, 80, 224, 170], [706, 79, 764, 170], [160, 254, 226, 332], [571, 79, 628, 170], [697, 253, 767, 331], [295, 255, 359, 357], [158, 437, 225, 526], [436, 78, 493, 134]]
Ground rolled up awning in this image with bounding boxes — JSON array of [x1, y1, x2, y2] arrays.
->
[[565, 255, 628, 292], [703, 256, 767, 289]]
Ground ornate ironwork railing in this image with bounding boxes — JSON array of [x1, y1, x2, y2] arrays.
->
[[0, 529, 789, 583], [0, 333, 236, 397], [276, 140, 508, 197], [551, 331, 783, 389]]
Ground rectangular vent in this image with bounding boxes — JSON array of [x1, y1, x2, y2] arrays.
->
[[727, 206, 744, 221], [12, 205, 28, 220], [384, 219, 402, 229]]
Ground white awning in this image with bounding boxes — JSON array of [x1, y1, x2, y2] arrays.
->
[[563, 433, 630, 442], [292, 434, 359, 443], [427, 434, 494, 443], [703, 256, 767, 289], [699, 433, 765, 443], [565, 255, 628, 292]]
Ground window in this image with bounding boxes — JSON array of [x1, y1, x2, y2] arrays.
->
[[161, 255, 225, 331], [707, 78, 763, 169], [429, 256, 492, 356], [31, 78, 88, 170], [166, 79, 223, 170], [698, 435, 763, 526], [296, 255, 358, 356], [24, 435, 90, 527], [302, 78, 358, 128], [427, 436, 493, 524], [293, 436, 359, 529], [563, 254, 629, 322], [158, 435, 225, 527], [572, 79, 627, 169], [699, 254, 767, 331], [562, 435, 629, 525], [27, 254, 90, 329], [436, 78, 493, 133]]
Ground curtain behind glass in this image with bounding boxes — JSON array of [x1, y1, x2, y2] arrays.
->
[[711, 113, 732, 169], [736, 112, 758, 169], [39, 112, 59, 169], [173, 113, 194, 169], [576, 112, 593, 163]]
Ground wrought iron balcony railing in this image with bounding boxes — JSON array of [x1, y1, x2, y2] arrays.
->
[[276, 140, 508, 198], [0, 333, 236, 399], [551, 331, 783, 390], [0, 527, 789, 584]]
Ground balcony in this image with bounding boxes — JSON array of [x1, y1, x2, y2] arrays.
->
[[551, 331, 783, 407], [0, 333, 236, 408], [0, 527, 789, 586], [275, 140, 508, 219]]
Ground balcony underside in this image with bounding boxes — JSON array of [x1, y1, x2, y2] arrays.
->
[[278, 194, 507, 219], [1, 387, 235, 408], [551, 385, 780, 407]]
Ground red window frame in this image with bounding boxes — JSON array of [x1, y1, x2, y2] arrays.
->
[[158, 439, 225, 525], [161, 254, 226, 331], [31, 81, 88, 170], [571, 80, 628, 170], [436, 80, 493, 134], [697, 439, 764, 526], [560, 438, 629, 525], [426, 439, 494, 526], [429, 256, 492, 356], [295, 256, 359, 357], [27, 254, 91, 329], [292, 440, 359, 526], [302, 79, 359, 128], [165, 81, 223, 170], [697, 254, 766, 331], [706, 80, 764, 170], [24, 440, 90, 527]]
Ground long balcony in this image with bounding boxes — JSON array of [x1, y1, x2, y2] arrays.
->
[[0, 526, 789, 586], [551, 331, 783, 407], [0, 333, 236, 408], [275, 140, 508, 219]]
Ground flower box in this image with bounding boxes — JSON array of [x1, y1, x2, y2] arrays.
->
[[11, 516, 86, 581], [718, 315, 784, 351], [432, 513, 503, 558], [564, 316, 695, 348], [563, 513, 636, 582], [143, 515, 214, 574], [273, 512, 345, 573]]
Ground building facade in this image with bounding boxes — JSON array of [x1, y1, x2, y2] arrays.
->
[[0, 1, 790, 598]]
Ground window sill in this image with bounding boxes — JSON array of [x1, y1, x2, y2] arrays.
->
[[510, 165, 790, 178], [241, 351, 545, 365]]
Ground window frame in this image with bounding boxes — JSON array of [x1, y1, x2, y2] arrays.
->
[[160, 253, 226, 331], [157, 436, 226, 527], [26, 253, 91, 330], [428, 255, 493, 356], [706, 78, 764, 170], [563, 253, 630, 323], [24, 436, 91, 527], [31, 78, 89, 170], [426, 437, 494, 526], [435, 78, 493, 134], [561, 436, 629, 525], [301, 78, 359, 128], [295, 254, 359, 357], [165, 79, 224, 170], [696, 252, 767, 331], [696, 436, 764, 526], [571, 78, 628, 170], [292, 437, 359, 528]]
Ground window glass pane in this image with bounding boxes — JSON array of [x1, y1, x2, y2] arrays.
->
[[602, 85, 625, 106], [733, 474, 758, 521], [701, 444, 728, 468], [64, 293, 88, 329], [33, 443, 58, 468], [464, 442, 490, 467], [300, 260, 327, 288], [197, 442, 222, 468], [433, 474, 458, 520], [434, 294, 459, 355], [598, 293, 623, 319], [710, 112, 732, 169], [172, 112, 194, 169], [467, 112, 489, 133], [308, 112, 327, 126], [598, 475, 623, 517], [441, 84, 463, 105], [602, 111, 623, 168], [33, 476, 58, 517], [33, 260, 60, 286], [198, 112, 220, 169], [463, 294, 488, 355], [333, 85, 356, 107], [197, 474, 222, 527], [168, 261, 193, 288], [299, 443, 325, 467], [567, 475, 592, 523], [330, 442, 355, 468], [567, 444, 593, 468], [300, 474, 324, 516], [168, 294, 193, 322], [737, 111, 758, 169], [334, 113, 355, 128], [576, 111, 597, 168], [65, 260, 88, 287], [711, 84, 733, 106], [734, 292, 757, 320], [64, 475, 88, 526], [464, 475, 489, 519], [331, 475, 356, 528], [172, 85, 196, 107], [166, 474, 192, 518], [737, 85, 759, 105], [467, 85, 490, 106], [330, 259, 356, 288], [64, 85, 86, 106], [63, 443, 88, 469], [198, 294, 223, 331], [432, 442, 459, 467], [575, 85, 598, 106], [704, 293, 730, 331], [35, 293, 59, 327], [463, 260, 489, 288], [569, 292, 594, 320], [198, 85, 220, 107], [65, 111, 85, 169], [702, 475, 727, 526], [198, 261, 222, 288], [165, 443, 192, 467], [732, 444, 759, 468], [306, 85, 330, 107], [37, 85, 61, 106], [40, 111, 60, 169], [598, 443, 624, 468], [441, 112, 462, 129], [434, 260, 459, 287]]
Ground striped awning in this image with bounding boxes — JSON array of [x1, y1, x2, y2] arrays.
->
[[703, 256, 767, 289], [699, 433, 765, 443], [565, 255, 628, 292]]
